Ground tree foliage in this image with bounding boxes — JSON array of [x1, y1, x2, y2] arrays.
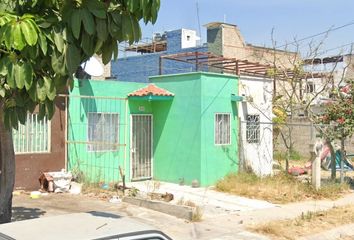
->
[[315, 80, 354, 140], [0, 0, 160, 128]]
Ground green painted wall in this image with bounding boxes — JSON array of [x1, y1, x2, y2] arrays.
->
[[200, 74, 238, 186], [150, 72, 239, 186], [68, 79, 151, 183], [150, 73, 202, 185]]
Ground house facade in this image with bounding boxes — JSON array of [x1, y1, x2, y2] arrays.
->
[[68, 72, 239, 186], [14, 98, 66, 190], [111, 22, 277, 177]]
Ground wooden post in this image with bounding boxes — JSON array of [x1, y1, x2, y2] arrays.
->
[[195, 52, 199, 71], [235, 60, 240, 75], [119, 166, 126, 195]]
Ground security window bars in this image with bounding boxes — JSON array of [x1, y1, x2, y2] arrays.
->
[[246, 114, 260, 143], [215, 113, 231, 145], [13, 113, 50, 154], [88, 112, 119, 151], [305, 82, 315, 93]]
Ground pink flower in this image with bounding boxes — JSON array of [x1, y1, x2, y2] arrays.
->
[[337, 117, 345, 124]]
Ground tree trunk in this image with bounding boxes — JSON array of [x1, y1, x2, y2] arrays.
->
[[326, 139, 336, 180], [0, 109, 15, 224]]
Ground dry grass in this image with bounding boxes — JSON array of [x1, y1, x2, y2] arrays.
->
[[191, 206, 203, 222], [216, 172, 350, 204], [252, 205, 354, 240], [81, 182, 122, 200], [177, 198, 203, 222]]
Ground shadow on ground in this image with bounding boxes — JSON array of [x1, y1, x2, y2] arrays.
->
[[88, 211, 121, 219], [12, 207, 46, 222]]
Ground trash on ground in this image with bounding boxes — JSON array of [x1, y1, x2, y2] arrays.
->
[[109, 196, 122, 203], [39, 169, 72, 193], [30, 191, 41, 199], [69, 182, 82, 195]]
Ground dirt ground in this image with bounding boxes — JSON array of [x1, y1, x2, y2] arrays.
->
[[11, 193, 256, 240]]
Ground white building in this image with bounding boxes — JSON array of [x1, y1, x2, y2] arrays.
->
[[238, 76, 273, 176]]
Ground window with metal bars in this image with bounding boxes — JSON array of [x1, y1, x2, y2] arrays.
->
[[214, 113, 231, 145], [246, 114, 260, 143], [305, 82, 315, 93], [12, 113, 50, 154], [87, 112, 119, 151]]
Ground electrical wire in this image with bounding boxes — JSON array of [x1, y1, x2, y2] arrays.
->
[[275, 20, 354, 49], [317, 42, 354, 56]]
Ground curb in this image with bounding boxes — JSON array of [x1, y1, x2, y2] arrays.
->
[[123, 196, 193, 220]]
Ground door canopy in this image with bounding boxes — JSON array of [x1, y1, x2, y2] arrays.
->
[[128, 84, 174, 101]]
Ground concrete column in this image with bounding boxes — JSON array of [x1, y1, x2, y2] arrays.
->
[[311, 140, 322, 190]]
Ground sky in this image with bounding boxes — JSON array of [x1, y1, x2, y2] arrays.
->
[[139, 0, 354, 56]]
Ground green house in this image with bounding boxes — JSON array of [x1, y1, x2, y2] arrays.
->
[[68, 72, 239, 186]]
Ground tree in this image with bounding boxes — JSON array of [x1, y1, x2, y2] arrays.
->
[[0, 0, 160, 223], [267, 31, 348, 173], [315, 79, 354, 181]]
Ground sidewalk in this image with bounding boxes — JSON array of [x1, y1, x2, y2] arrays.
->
[[128, 181, 275, 217], [200, 192, 354, 239], [128, 181, 354, 239]]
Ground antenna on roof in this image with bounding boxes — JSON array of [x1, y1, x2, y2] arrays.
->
[[196, 0, 202, 44], [81, 56, 104, 77]]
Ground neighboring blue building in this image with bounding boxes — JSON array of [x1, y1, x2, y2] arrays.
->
[[111, 28, 208, 82]]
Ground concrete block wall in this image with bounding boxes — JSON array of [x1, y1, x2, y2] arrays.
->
[[112, 53, 161, 82], [111, 28, 207, 82], [275, 118, 354, 161], [166, 30, 182, 53], [207, 27, 222, 56]]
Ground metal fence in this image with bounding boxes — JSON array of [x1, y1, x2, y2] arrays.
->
[[64, 94, 128, 184], [238, 117, 354, 176]]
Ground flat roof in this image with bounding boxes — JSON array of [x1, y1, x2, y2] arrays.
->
[[203, 22, 237, 28]]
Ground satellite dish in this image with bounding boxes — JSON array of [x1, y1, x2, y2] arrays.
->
[[81, 57, 104, 77]]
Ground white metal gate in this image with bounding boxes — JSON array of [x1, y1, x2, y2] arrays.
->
[[130, 115, 153, 180]]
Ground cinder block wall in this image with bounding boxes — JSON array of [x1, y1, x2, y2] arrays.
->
[[111, 29, 207, 82], [205, 23, 297, 68], [275, 118, 354, 160]]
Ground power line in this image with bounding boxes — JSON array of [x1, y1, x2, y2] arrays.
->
[[318, 42, 354, 55], [275, 20, 354, 49]]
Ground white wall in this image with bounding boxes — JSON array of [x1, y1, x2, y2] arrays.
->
[[181, 29, 200, 49], [238, 76, 273, 176]]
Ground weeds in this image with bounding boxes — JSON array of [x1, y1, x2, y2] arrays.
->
[[177, 198, 203, 222], [127, 187, 139, 197], [274, 150, 303, 161], [253, 205, 354, 239], [192, 206, 203, 222], [216, 172, 350, 203]]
